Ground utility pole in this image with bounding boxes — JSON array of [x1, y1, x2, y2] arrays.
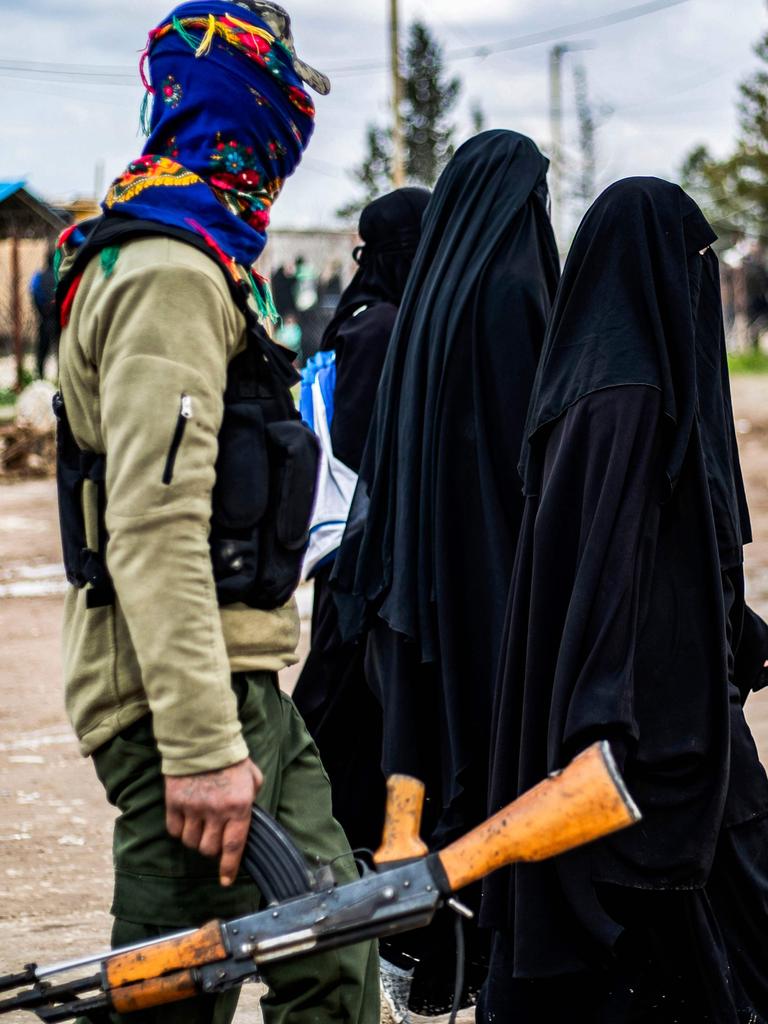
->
[[93, 160, 105, 202], [549, 41, 593, 246], [573, 62, 596, 206], [389, 0, 405, 187], [11, 231, 22, 391], [549, 44, 566, 245]]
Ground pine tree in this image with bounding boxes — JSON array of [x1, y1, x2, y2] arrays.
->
[[337, 21, 461, 218], [679, 144, 740, 243], [336, 125, 392, 221], [681, 31, 768, 244], [470, 101, 486, 136], [729, 32, 768, 241], [402, 21, 461, 186]]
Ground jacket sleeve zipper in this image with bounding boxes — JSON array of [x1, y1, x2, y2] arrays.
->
[[162, 393, 193, 485]]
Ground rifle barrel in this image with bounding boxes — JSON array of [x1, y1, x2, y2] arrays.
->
[[0, 968, 37, 993], [35, 927, 197, 981], [35, 993, 109, 1023], [0, 974, 101, 1014]]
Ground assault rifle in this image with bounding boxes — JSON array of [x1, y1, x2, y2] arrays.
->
[[0, 742, 639, 1021]]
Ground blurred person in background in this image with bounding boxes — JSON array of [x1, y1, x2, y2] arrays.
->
[[319, 259, 344, 311], [271, 258, 297, 320], [293, 253, 324, 359], [30, 248, 59, 379], [52, 3, 378, 1021], [276, 310, 303, 355], [293, 253, 317, 312], [333, 130, 560, 1021]]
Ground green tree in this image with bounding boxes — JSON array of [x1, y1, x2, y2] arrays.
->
[[680, 32, 768, 244], [403, 21, 461, 185], [336, 125, 392, 221], [679, 144, 742, 244], [337, 21, 461, 218], [728, 32, 768, 241], [470, 101, 486, 136]]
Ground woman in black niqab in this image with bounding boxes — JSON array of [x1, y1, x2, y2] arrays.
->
[[479, 176, 768, 1023], [322, 187, 431, 343], [319, 186, 431, 471], [293, 186, 429, 855], [332, 129, 560, 1010]]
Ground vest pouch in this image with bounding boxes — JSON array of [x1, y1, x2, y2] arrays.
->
[[54, 392, 114, 606], [54, 392, 88, 587], [211, 401, 270, 605], [267, 422, 320, 548], [254, 421, 320, 608], [213, 402, 269, 529]]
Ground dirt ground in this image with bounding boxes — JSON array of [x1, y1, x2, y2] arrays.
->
[[1, 375, 768, 1023]]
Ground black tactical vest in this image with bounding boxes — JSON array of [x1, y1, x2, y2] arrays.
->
[[54, 215, 319, 611]]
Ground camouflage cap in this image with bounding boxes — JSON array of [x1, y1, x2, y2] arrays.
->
[[232, 1, 330, 94]]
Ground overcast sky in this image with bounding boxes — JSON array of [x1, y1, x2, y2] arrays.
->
[[0, 0, 765, 232]]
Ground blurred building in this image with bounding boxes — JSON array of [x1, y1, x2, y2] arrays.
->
[[0, 182, 68, 387], [65, 196, 101, 223], [258, 228, 357, 281]]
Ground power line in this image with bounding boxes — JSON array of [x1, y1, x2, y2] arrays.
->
[[302, 157, 349, 180], [0, 0, 693, 85], [446, 0, 690, 61], [326, 0, 691, 75], [0, 58, 135, 83]]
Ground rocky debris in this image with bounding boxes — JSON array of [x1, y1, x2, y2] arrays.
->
[[0, 380, 57, 478]]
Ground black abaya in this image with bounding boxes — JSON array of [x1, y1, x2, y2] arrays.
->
[[333, 130, 559, 1014], [480, 178, 768, 1022], [293, 188, 430, 855], [294, 562, 386, 854], [333, 131, 560, 846], [293, 305, 399, 854]]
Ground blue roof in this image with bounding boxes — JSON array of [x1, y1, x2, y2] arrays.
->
[[0, 181, 26, 204]]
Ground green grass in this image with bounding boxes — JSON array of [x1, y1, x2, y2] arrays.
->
[[0, 368, 35, 405], [728, 349, 768, 374]]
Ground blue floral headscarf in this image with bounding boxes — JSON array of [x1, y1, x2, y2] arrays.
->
[[102, 1, 318, 320]]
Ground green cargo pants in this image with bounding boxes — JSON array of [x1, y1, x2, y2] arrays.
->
[[89, 671, 379, 1024]]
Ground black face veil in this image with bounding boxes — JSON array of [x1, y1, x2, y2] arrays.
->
[[333, 129, 560, 653], [320, 186, 431, 352]]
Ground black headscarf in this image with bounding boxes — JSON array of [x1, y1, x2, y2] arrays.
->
[[520, 176, 750, 567], [320, 187, 431, 352], [333, 130, 560, 654]]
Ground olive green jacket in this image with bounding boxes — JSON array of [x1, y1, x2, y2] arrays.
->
[[58, 235, 300, 775]]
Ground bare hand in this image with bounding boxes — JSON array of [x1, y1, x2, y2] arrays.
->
[[165, 759, 264, 886]]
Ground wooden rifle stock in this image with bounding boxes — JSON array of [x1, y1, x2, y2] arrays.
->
[[374, 774, 429, 864], [437, 741, 640, 893]]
